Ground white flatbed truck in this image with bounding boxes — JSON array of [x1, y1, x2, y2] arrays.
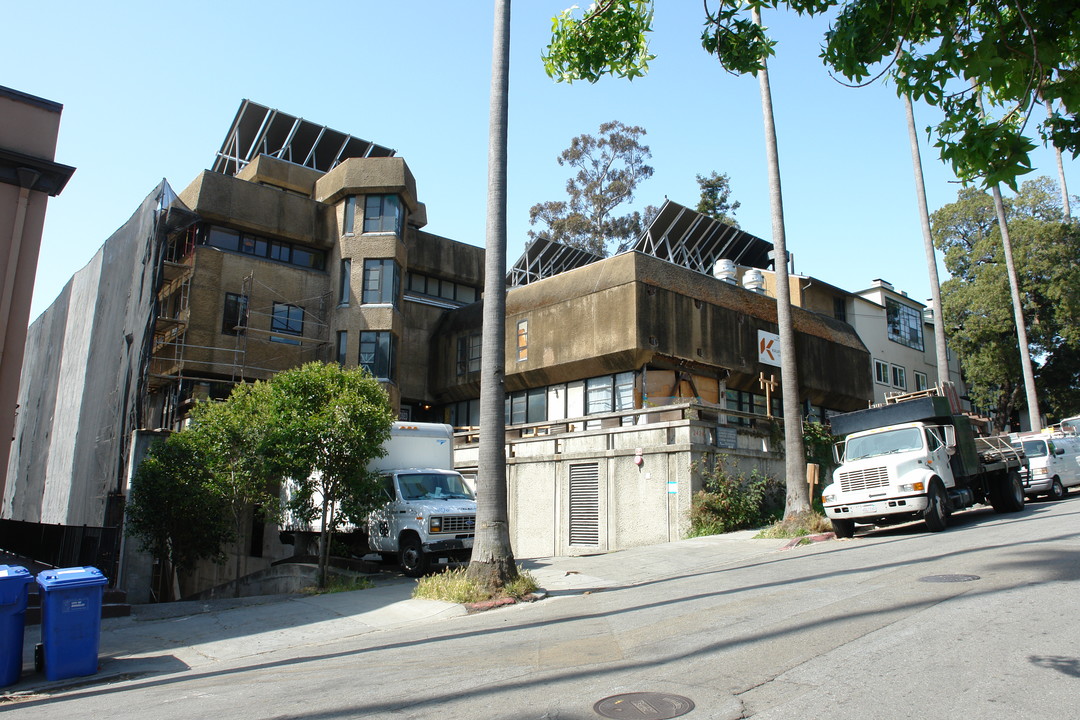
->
[[822, 390, 1027, 538]]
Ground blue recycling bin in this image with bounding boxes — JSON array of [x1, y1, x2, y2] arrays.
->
[[0, 565, 32, 687], [36, 566, 108, 681]]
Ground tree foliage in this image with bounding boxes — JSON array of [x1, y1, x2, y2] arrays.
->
[[932, 177, 1080, 427], [529, 120, 659, 256], [125, 431, 233, 598], [702, 1, 1080, 189], [696, 171, 742, 226], [186, 381, 280, 594], [266, 362, 396, 587], [542, 0, 655, 83]]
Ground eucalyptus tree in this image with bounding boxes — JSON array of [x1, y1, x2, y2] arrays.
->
[[467, 0, 519, 592]]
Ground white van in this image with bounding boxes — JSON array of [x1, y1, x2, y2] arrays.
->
[[1011, 435, 1080, 500]]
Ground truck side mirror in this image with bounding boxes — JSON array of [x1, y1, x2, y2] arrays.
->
[[832, 442, 844, 464], [944, 425, 957, 448]]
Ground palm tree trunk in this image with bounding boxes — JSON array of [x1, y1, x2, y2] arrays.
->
[[903, 92, 951, 386], [990, 185, 1042, 431], [1041, 93, 1071, 221], [971, 83, 1042, 431], [468, 0, 518, 591], [752, 7, 809, 516]]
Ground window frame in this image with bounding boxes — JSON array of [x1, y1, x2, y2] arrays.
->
[[270, 302, 304, 344], [363, 194, 403, 234], [362, 258, 401, 306], [222, 292, 248, 335], [359, 330, 396, 381], [874, 359, 890, 385]]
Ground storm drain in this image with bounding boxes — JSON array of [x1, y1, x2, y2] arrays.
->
[[593, 692, 695, 719], [919, 574, 981, 583]]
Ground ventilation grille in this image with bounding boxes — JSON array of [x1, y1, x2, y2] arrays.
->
[[569, 463, 600, 546], [838, 466, 890, 493]]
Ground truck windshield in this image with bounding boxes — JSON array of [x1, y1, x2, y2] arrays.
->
[[1013, 440, 1048, 458], [397, 473, 475, 501], [845, 427, 924, 461]]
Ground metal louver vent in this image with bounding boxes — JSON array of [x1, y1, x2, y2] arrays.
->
[[569, 463, 600, 546]]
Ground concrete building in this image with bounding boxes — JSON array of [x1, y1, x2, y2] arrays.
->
[[5, 101, 880, 597], [0, 86, 74, 504]]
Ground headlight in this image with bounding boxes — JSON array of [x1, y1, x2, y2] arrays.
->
[[899, 482, 925, 493], [429, 517, 442, 533], [822, 494, 836, 504], [1032, 467, 1048, 477]]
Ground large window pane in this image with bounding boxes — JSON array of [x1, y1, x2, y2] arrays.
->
[[886, 298, 925, 351], [364, 194, 403, 234], [270, 302, 303, 344], [586, 376, 614, 415], [363, 259, 401, 305], [222, 293, 248, 335], [359, 331, 396, 380]]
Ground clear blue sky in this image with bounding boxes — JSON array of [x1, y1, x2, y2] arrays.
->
[[9, 1, 1074, 319]]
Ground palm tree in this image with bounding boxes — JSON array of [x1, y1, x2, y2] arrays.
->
[[751, 7, 809, 516], [903, 92, 951, 385], [467, 0, 519, 590]]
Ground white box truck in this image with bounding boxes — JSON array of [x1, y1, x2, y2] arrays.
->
[[822, 389, 1027, 538], [366, 422, 476, 576]]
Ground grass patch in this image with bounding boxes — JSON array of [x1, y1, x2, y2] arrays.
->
[[301, 574, 375, 595], [753, 511, 833, 539], [412, 566, 539, 604]]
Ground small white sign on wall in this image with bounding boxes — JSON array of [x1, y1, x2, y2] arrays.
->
[[757, 330, 781, 367]]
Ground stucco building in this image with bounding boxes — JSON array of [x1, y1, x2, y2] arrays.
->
[[0, 86, 74, 504]]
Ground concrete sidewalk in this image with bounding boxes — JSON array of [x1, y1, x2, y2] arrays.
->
[[5, 531, 796, 698]]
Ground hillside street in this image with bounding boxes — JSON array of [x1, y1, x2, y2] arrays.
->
[[6, 496, 1080, 720]]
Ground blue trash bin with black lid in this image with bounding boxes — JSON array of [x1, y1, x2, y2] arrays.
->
[[0, 565, 32, 687], [36, 566, 108, 681]]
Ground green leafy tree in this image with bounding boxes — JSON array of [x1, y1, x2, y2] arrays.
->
[[702, 0, 1080, 190], [543, 0, 813, 521], [125, 432, 233, 601], [932, 177, 1080, 428], [186, 381, 280, 596], [469, 0, 520, 594], [695, 171, 741, 226], [266, 362, 395, 588], [528, 120, 659, 256]]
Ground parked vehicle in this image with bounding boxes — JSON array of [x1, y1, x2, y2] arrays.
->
[[366, 422, 476, 576], [1010, 434, 1080, 501], [822, 388, 1027, 538], [1058, 415, 1080, 435]]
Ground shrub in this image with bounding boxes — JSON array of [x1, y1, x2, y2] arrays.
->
[[689, 455, 783, 536]]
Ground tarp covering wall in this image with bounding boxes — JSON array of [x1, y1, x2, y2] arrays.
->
[[4, 181, 182, 526]]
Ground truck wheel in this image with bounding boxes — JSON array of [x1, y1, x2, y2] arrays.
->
[[400, 537, 429, 577], [831, 519, 855, 539], [990, 470, 1026, 513], [1049, 478, 1066, 501], [923, 481, 948, 532]]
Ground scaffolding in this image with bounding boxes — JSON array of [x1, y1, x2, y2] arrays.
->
[[146, 233, 331, 429]]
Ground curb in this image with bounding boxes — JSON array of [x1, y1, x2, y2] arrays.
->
[[779, 532, 837, 550]]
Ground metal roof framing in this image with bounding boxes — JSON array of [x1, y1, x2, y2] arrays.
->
[[507, 237, 604, 287], [212, 99, 395, 176], [631, 200, 773, 273]]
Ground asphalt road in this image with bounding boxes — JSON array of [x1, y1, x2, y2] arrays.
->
[[8, 495, 1080, 719]]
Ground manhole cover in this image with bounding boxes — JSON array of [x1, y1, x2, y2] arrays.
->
[[919, 574, 980, 583], [594, 692, 695, 719]]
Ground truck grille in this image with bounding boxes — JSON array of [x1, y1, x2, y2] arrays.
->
[[838, 466, 890, 492], [438, 515, 476, 534]]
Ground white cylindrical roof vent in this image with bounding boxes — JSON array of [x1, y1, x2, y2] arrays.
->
[[713, 258, 737, 284], [743, 269, 765, 293]]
